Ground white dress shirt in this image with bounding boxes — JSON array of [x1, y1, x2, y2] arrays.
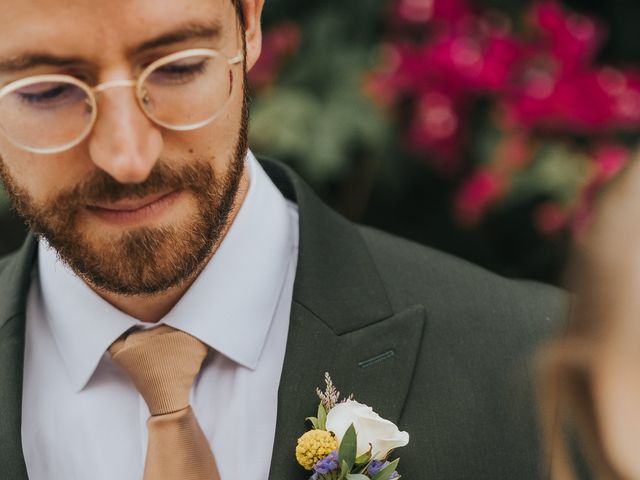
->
[[21, 152, 299, 480]]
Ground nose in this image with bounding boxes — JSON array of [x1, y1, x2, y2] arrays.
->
[[88, 85, 163, 184]]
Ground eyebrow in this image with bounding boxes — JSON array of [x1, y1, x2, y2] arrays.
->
[[0, 54, 84, 74], [130, 21, 222, 56], [0, 21, 223, 74]]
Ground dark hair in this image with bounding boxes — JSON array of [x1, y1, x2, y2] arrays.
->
[[232, 0, 245, 28]]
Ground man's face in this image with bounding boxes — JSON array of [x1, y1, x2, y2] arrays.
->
[[0, 0, 263, 295]]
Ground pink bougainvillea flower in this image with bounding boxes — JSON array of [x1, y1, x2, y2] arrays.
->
[[393, 0, 435, 24], [405, 91, 467, 174], [472, 28, 524, 92], [364, 43, 418, 107], [593, 144, 630, 181], [431, 0, 474, 23], [607, 69, 640, 125], [492, 132, 535, 169], [530, 1, 606, 73], [535, 202, 569, 235], [453, 169, 504, 225], [367, 42, 439, 101], [420, 33, 485, 92], [414, 92, 460, 141], [502, 62, 558, 128], [392, 0, 474, 25], [248, 23, 301, 90], [505, 67, 623, 132], [370, 0, 640, 234], [552, 71, 618, 131], [570, 145, 631, 238]]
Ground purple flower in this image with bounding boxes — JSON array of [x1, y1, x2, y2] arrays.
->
[[367, 460, 400, 479], [313, 450, 339, 475]]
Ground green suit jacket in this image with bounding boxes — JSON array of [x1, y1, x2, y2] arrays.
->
[[0, 159, 566, 479]]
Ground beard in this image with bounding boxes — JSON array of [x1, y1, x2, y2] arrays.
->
[[0, 81, 249, 296]]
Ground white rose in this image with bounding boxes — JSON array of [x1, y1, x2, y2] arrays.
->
[[325, 399, 409, 460]]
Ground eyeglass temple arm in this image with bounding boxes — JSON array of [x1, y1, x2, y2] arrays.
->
[[228, 51, 244, 65]]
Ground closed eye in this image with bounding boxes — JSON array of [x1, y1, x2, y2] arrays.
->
[[146, 58, 209, 86], [15, 81, 86, 110]]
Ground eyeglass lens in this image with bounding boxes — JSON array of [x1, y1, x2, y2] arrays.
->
[[0, 51, 235, 153], [141, 52, 232, 129], [0, 80, 94, 152]]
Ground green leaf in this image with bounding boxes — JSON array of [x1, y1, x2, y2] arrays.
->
[[338, 459, 350, 480], [305, 416, 319, 429], [317, 403, 327, 430], [355, 451, 371, 466], [346, 475, 370, 480], [371, 459, 400, 480], [338, 424, 358, 471]]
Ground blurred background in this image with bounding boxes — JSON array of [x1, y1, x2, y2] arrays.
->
[[2, 0, 640, 285]]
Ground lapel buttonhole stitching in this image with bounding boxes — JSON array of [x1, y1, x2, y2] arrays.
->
[[357, 349, 395, 369]]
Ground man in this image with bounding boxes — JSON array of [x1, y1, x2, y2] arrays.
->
[[0, 0, 566, 479]]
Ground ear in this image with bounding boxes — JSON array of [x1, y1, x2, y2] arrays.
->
[[239, 0, 266, 71]]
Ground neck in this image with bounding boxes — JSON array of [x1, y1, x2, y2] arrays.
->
[[93, 170, 250, 323]]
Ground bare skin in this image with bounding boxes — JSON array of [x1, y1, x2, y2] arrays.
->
[[569, 152, 640, 480], [0, 0, 265, 322]]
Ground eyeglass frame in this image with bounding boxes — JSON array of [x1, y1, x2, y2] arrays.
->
[[0, 47, 244, 155]]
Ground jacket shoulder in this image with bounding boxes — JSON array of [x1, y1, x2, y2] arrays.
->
[[358, 226, 568, 478], [358, 224, 567, 335]]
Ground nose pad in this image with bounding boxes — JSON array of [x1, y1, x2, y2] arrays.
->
[[88, 85, 163, 184], [139, 87, 153, 111]]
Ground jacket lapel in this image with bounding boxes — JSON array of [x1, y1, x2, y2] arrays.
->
[[0, 237, 36, 480], [261, 160, 426, 479]]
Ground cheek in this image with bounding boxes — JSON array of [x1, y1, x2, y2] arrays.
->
[[0, 139, 93, 203], [161, 77, 246, 171]]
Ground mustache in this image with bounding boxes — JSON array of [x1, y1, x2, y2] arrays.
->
[[57, 161, 215, 206]]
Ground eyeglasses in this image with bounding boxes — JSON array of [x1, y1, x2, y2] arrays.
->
[[0, 48, 244, 154]]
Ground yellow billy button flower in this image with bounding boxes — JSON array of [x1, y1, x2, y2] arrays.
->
[[295, 429, 338, 470]]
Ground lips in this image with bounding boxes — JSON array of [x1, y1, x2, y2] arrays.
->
[[84, 190, 183, 225], [87, 191, 175, 212]]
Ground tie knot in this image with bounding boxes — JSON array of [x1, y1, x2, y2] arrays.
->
[[109, 326, 209, 416]]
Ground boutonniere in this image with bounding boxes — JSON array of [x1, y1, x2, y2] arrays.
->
[[295, 373, 410, 480]]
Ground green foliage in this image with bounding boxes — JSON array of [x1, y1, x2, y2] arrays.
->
[[317, 403, 328, 430], [250, 9, 391, 184], [305, 403, 328, 430], [338, 424, 357, 478], [305, 414, 320, 430], [371, 459, 400, 480], [263, 0, 388, 42], [507, 144, 590, 208], [355, 451, 372, 466]]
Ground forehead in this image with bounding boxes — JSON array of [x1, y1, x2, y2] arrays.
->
[[0, 0, 235, 60]]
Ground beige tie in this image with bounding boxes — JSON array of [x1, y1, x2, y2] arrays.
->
[[109, 326, 221, 480]]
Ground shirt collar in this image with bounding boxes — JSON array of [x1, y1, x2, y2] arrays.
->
[[162, 152, 295, 369], [38, 151, 296, 392]]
